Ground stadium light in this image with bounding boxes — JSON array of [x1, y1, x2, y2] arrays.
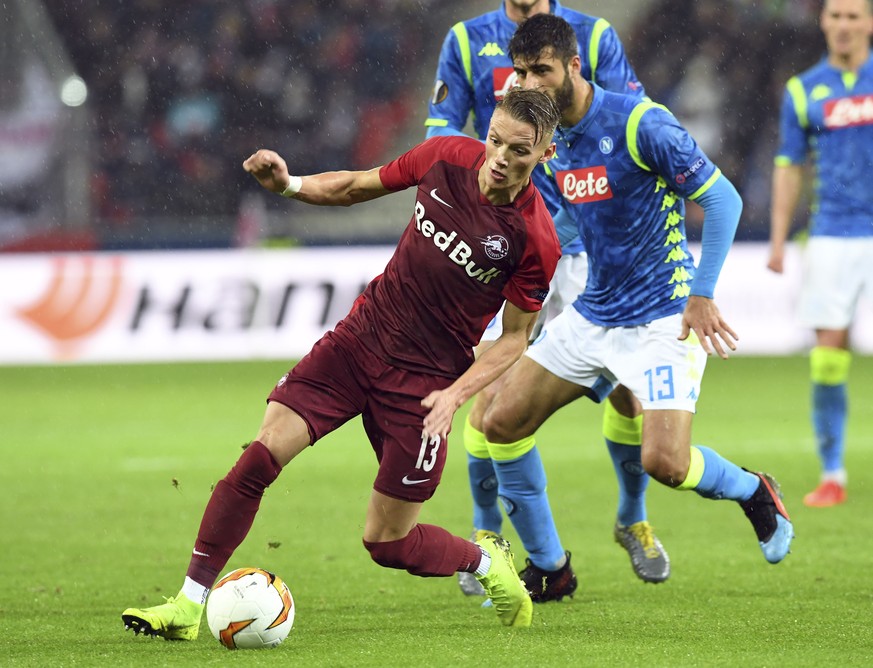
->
[[60, 75, 87, 107]]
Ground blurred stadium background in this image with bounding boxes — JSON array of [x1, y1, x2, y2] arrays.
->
[[2, 0, 825, 250], [4, 0, 869, 365]]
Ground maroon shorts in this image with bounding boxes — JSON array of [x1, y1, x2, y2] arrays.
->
[[268, 328, 454, 502]]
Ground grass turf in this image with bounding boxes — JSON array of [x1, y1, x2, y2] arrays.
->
[[1, 357, 872, 666]]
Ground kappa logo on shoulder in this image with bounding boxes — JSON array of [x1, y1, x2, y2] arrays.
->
[[478, 42, 505, 57]]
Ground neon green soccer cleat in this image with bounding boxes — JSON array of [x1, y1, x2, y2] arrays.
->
[[458, 529, 501, 596], [122, 592, 204, 641], [475, 534, 533, 627]]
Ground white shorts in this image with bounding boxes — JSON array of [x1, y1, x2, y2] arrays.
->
[[800, 236, 873, 330], [525, 308, 708, 412], [479, 252, 588, 344]]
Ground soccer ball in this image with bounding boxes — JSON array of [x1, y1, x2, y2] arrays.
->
[[206, 567, 295, 649]]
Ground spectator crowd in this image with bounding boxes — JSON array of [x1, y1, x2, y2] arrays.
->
[[40, 0, 453, 231], [31, 0, 829, 245]]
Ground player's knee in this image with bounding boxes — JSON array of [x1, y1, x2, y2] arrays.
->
[[641, 447, 685, 488], [363, 535, 414, 571], [481, 410, 529, 444]]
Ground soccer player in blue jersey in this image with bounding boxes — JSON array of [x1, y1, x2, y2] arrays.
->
[[768, 0, 873, 508], [426, 0, 668, 601], [480, 13, 795, 572]]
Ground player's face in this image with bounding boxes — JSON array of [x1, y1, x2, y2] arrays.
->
[[822, 0, 873, 61], [480, 108, 555, 203], [513, 50, 578, 116]]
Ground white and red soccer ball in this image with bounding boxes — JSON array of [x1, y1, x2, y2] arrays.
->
[[206, 567, 294, 649]]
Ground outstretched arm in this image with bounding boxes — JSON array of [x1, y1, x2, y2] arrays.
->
[[420, 302, 537, 439], [242, 149, 390, 207]]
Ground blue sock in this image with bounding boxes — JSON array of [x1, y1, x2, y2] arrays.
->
[[812, 383, 847, 473], [605, 439, 648, 526], [467, 454, 502, 533], [694, 446, 759, 501], [493, 447, 565, 570]]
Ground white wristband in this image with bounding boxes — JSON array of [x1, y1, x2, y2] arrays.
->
[[280, 176, 303, 198]]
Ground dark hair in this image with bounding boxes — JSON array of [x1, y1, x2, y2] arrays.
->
[[508, 13, 578, 65], [495, 87, 560, 145]]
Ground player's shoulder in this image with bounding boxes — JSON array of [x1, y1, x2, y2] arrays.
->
[[419, 135, 484, 165], [598, 86, 658, 121], [555, 5, 606, 36], [791, 57, 835, 87], [455, 8, 504, 32]]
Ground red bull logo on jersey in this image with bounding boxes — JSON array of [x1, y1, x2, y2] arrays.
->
[[824, 95, 873, 129], [414, 201, 502, 284], [493, 67, 517, 101], [557, 166, 613, 204]]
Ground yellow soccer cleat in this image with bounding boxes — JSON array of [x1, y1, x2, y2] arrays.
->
[[122, 592, 204, 641], [475, 534, 533, 627], [458, 529, 501, 596]]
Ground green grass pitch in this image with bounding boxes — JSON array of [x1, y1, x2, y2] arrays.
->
[[1, 356, 872, 666]]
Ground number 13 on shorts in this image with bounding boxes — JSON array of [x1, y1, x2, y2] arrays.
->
[[416, 433, 441, 472], [644, 365, 675, 402]]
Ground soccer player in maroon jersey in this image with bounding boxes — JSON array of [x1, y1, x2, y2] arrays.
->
[[121, 87, 561, 635]]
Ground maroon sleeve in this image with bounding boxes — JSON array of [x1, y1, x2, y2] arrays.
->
[[379, 136, 481, 192], [502, 201, 561, 312]]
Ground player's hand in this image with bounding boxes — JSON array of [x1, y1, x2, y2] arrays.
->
[[767, 251, 785, 274], [679, 295, 738, 359], [242, 149, 292, 194], [766, 246, 785, 274], [420, 389, 461, 440]]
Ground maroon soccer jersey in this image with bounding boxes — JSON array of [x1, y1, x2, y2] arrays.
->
[[338, 135, 560, 377]]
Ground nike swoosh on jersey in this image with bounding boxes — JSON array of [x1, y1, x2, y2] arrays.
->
[[429, 188, 453, 208], [401, 475, 432, 485]]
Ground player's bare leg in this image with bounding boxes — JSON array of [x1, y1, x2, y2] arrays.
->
[[482, 356, 587, 600], [122, 402, 308, 640], [643, 409, 794, 563]]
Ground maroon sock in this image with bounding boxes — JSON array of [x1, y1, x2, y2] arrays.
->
[[185, 441, 282, 587], [363, 524, 483, 577]]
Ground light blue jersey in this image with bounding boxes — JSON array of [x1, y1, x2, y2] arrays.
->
[[776, 55, 873, 238], [538, 84, 723, 327], [425, 1, 645, 254]]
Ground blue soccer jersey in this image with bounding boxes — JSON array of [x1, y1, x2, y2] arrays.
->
[[776, 55, 873, 238], [425, 1, 645, 255], [425, 1, 644, 141], [537, 84, 722, 326]]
